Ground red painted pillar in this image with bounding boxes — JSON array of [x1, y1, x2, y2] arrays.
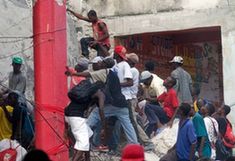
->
[[33, 0, 68, 160]]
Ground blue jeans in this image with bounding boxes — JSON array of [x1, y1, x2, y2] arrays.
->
[[144, 103, 170, 137], [87, 104, 138, 144], [92, 116, 119, 150]]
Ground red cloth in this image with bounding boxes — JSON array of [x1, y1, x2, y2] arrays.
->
[[121, 144, 144, 161], [158, 88, 179, 118], [223, 119, 235, 148], [68, 68, 85, 89], [92, 19, 110, 47]]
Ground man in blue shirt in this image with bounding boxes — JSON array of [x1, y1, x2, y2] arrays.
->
[[160, 103, 197, 161]]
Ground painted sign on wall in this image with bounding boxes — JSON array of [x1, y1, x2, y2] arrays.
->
[[115, 34, 223, 104]]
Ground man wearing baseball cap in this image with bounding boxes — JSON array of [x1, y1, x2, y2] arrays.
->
[[66, 57, 89, 89], [126, 53, 155, 151], [8, 56, 26, 94], [140, 70, 165, 103], [169, 56, 193, 104], [113, 45, 134, 100], [89, 56, 104, 71], [107, 45, 138, 147]]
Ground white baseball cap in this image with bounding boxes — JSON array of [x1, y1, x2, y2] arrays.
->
[[169, 56, 183, 64], [140, 71, 152, 82]]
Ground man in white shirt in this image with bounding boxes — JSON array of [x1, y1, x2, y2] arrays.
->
[[113, 46, 133, 100], [126, 53, 154, 151], [87, 46, 138, 154]]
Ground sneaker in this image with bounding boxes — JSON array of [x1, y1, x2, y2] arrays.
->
[[92, 145, 109, 152]]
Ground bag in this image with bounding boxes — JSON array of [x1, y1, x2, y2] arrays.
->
[[0, 141, 19, 161], [223, 120, 235, 148], [21, 107, 34, 149], [104, 70, 127, 107], [18, 105, 34, 149], [68, 80, 97, 103], [215, 138, 230, 160], [208, 117, 230, 160]]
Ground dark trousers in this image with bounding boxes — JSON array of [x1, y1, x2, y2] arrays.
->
[[80, 37, 110, 58], [144, 103, 170, 137]]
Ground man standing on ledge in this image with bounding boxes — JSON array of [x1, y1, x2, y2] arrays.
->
[[169, 56, 193, 104], [67, 9, 110, 58]]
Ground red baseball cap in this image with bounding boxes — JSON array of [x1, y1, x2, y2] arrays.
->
[[121, 144, 144, 161], [114, 45, 127, 60]]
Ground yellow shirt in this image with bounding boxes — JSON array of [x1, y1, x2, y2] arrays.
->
[[193, 101, 199, 112], [143, 74, 166, 98], [0, 106, 13, 140]]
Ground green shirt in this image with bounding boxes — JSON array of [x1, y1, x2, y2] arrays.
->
[[192, 112, 211, 158]]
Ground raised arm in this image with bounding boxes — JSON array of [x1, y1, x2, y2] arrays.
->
[[65, 68, 91, 78], [72, 72, 91, 77], [92, 89, 107, 142], [92, 89, 106, 129], [67, 9, 91, 22]]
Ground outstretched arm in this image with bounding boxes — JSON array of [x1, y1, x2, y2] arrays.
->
[[65, 68, 91, 78], [92, 89, 106, 130], [72, 72, 91, 77], [67, 9, 91, 22], [92, 90, 107, 142]]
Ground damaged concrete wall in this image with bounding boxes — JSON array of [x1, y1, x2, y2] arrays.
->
[[0, 0, 33, 99], [0, 0, 79, 101], [1, 0, 235, 125]]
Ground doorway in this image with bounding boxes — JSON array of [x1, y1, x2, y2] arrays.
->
[[115, 26, 223, 105]]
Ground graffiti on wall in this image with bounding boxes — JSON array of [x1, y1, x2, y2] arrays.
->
[[115, 34, 223, 103]]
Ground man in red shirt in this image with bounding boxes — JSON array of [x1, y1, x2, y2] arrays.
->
[[67, 9, 110, 58], [145, 76, 179, 137]]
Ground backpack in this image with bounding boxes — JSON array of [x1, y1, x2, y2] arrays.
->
[[20, 106, 34, 149], [104, 70, 127, 107], [223, 120, 235, 148], [68, 79, 101, 104], [0, 141, 19, 161]]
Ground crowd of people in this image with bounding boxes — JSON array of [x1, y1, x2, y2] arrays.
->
[[0, 8, 234, 161], [63, 9, 235, 161], [64, 44, 235, 161]]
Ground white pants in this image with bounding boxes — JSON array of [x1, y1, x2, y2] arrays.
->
[[65, 116, 93, 151]]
